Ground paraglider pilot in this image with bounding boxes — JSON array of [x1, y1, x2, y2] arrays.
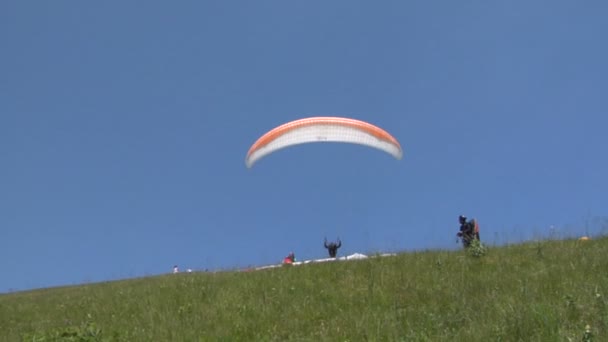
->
[[283, 252, 295, 264], [324, 238, 342, 258], [457, 215, 480, 248]]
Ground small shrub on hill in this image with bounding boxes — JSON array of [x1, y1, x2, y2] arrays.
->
[[466, 239, 487, 258]]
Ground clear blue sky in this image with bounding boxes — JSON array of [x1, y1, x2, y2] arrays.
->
[[2, 1, 607, 293]]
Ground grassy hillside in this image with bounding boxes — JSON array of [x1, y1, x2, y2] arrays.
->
[[2, 237, 607, 341]]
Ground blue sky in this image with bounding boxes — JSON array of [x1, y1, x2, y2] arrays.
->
[[2, 1, 607, 293]]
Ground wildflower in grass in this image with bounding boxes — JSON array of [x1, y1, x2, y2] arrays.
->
[[582, 324, 592, 341]]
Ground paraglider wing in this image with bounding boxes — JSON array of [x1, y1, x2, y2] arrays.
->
[[245, 117, 403, 168]]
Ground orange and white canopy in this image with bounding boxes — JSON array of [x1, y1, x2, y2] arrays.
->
[[245, 117, 403, 168]]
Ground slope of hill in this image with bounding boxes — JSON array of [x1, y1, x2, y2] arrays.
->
[[1, 237, 606, 341]]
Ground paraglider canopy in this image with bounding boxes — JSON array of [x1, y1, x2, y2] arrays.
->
[[245, 116, 403, 168]]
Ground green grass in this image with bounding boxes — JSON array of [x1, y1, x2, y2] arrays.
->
[[2, 237, 607, 341]]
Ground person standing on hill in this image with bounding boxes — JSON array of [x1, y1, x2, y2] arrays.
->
[[457, 215, 480, 248], [324, 237, 342, 258]]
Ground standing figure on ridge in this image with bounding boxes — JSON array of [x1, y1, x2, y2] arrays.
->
[[456, 215, 480, 248], [324, 237, 342, 258]]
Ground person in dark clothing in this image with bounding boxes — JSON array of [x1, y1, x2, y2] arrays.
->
[[324, 238, 342, 258], [457, 215, 480, 248]]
